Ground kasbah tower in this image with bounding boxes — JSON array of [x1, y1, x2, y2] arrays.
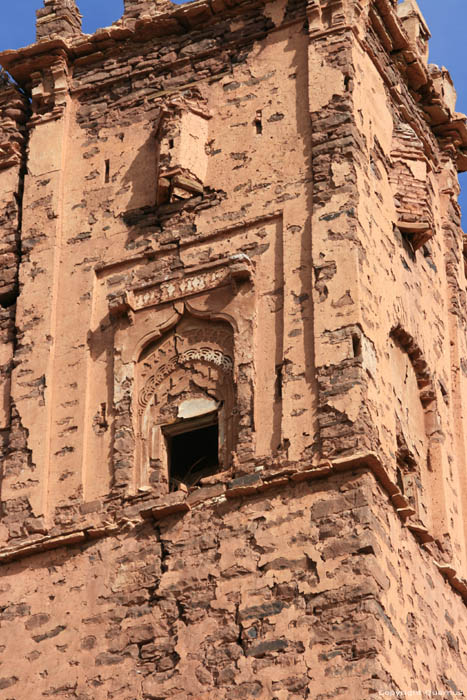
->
[[1, 0, 467, 696]]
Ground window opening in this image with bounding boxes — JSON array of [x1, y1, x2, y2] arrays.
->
[[396, 425, 419, 513], [163, 412, 219, 491], [352, 333, 362, 358], [254, 110, 263, 134], [275, 363, 283, 399], [104, 159, 110, 184]]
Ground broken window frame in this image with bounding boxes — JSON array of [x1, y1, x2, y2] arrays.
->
[[162, 409, 223, 491]]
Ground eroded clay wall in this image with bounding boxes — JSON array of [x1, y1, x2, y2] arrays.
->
[[1, 470, 466, 698], [0, 0, 318, 540], [0, 472, 406, 699], [307, 0, 467, 577], [0, 0, 466, 696]]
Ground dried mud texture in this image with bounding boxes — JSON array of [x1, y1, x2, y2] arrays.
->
[[0, 0, 466, 695]]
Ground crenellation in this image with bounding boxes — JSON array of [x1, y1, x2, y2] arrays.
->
[[0, 0, 466, 694], [396, 0, 430, 65], [35, 0, 82, 41]]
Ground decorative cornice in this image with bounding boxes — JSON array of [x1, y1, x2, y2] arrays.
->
[[0, 451, 465, 605], [108, 254, 254, 318]]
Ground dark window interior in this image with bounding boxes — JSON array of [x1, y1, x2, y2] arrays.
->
[[352, 334, 362, 358], [166, 419, 219, 491]]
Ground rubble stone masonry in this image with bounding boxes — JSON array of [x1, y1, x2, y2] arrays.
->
[[0, 0, 466, 696]]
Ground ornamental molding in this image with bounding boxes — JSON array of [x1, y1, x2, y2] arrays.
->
[[108, 254, 253, 317], [138, 346, 233, 411]]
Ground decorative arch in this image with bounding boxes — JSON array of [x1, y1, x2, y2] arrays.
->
[[390, 324, 436, 405], [389, 324, 440, 527], [135, 313, 237, 492], [109, 254, 256, 494]]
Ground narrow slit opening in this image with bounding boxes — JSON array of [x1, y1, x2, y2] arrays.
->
[[104, 159, 110, 184], [352, 334, 362, 358], [255, 110, 263, 135], [275, 363, 283, 399]]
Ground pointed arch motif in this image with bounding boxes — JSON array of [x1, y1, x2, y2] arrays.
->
[[135, 313, 237, 491], [389, 324, 441, 529]]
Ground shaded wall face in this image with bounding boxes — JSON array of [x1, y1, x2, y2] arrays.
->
[[370, 479, 467, 696], [307, 8, 467, 571], [351, 36, 467, 561]]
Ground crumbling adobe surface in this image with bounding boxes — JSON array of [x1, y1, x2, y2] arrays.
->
[[0, 470, 466, 698], [0, 0, 467, 696]]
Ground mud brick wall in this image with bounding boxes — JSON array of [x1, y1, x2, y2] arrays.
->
[[0, 77, 29, 534], [0, 471, 430, 699], [0, 0, 466, 695], [308, 0, 467, 570], [1, 470, 466, 698], [0, 0, 317, 532]]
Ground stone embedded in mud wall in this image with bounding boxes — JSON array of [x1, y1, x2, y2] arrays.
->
[[123, 0, 176, 19]]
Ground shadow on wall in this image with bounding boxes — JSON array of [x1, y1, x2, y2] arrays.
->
[[120, 130, 158, 218]]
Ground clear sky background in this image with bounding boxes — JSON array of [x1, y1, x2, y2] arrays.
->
[[0, 0, 466, 225]]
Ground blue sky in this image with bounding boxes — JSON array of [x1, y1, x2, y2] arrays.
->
[[420, 1, 467, 224], [0, 0, 466, 224]]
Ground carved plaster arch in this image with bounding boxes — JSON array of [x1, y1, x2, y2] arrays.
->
[[389, 324, 441, 528], [135, 312, 237, 491], [109, 250, 256, 495], [133, 307, 183, 364], [183, 301, 240, 334], [132, 304, 239, 365], [138, 347, 234, 415]]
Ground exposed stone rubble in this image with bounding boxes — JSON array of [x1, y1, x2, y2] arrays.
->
[[36, 0, 82, 41], [123, 0, 176, 19], [0, 0, 466, 695]]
